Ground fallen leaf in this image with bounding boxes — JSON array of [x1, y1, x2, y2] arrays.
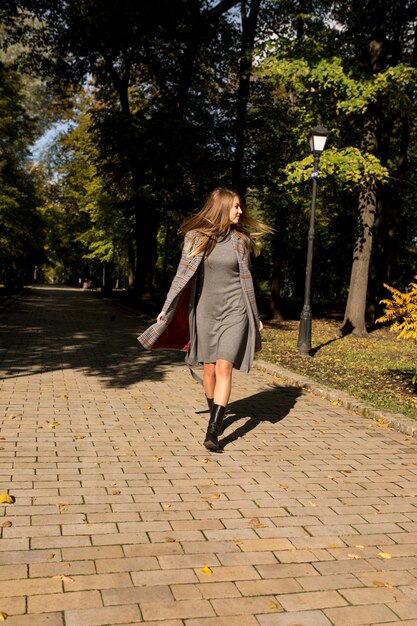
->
[[153, 456, 162, 462], [144, 405, 152, 410], [348, 554, 362, 559], [249, 517, 268, 529], [0, 493, 15, 505], [53, 575, 74, 582], [373, 580, 393, 588], [0, 612, 8, 621], [110, 482, 118, 487], [46, 554, 56, 560], [327, 544, 339, 549], [378, 552, 392, 559], [268, 601, 282, 611], [49, 421, 60, 429], [327, 475, 336, 480], [58, 505, 68, 513], [1, 521, 12, 528], [62, 394, 68, 400], [202, 493, 221, 500], [72, 435, 86, 440], [308, 501, 317, 507], [331, 401, 340, 406], [201, 566, 213, 575], [162, 503, 171, 509], [110, 490, 121, 495], [164, 537, 176, 542], [7, 415, 15, 420], [355, 545, 365, 549]]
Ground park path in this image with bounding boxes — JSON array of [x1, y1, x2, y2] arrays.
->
[[0, 286, 417, 626]]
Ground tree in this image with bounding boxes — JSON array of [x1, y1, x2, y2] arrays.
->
[[10, 0, 245, 297], [0, 55, 46, 288]]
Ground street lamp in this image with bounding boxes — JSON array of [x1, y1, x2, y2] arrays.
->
[[297, 122, 330, 357]]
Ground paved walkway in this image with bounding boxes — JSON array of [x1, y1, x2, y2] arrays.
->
[[1, 286, 417, 626]]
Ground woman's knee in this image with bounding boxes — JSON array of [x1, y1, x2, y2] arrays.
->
[[215, 359, 233, 378], [203, 363, 216, 379]]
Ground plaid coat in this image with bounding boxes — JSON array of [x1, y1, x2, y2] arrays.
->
[[137, 230, 261, 361]]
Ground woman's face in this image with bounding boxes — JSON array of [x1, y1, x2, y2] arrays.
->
[[229, 196, 242, 224]]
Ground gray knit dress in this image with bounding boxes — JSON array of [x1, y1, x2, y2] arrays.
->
[[195, 233, 249, 367]]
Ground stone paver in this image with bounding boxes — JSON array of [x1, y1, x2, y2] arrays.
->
[[1, 285, 417, 625]]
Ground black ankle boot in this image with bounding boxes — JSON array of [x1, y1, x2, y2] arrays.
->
[[206, 397, 214, 410], [204, 404, 226, 451]]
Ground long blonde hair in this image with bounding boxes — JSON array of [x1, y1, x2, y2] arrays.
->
[[180, 187, 271, 258]]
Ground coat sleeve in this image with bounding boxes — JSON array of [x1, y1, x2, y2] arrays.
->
[[161, 231, 195, 314]]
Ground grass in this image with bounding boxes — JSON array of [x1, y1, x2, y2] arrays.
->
[[259, 318, 417, 421]]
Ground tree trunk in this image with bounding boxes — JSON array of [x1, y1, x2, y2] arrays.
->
[[232, 0, 261, 197], [340, 149, 377, 337], [270, 260, 285, 320], [340, 1, 386, 336]]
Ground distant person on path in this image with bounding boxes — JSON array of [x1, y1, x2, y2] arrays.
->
[[138, 187, 271, 451]]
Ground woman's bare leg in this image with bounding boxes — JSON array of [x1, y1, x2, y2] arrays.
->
[[213, 359, 233, 407], [203, 363, 216, 401], [203, 359, 232, 450]]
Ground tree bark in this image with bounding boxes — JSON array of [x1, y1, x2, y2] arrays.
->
[[232, 0, 261, 198], [339, 0, 386, 336]]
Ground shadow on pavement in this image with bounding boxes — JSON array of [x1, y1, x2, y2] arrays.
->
[[0, 286, 184, 388], [219, 386, 302, 448]]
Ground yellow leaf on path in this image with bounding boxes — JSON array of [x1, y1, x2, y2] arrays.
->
[[49, 421, 60, 429], [7, 415, 15, 420], [355, 545, 365, 549], [268, 601, 282, 611], [1, 521, 12, 528], [72, 435, 86, 440], [378, 552, 392, 559], [327, 544, 339, 549], [144, 405, 152, 410], [62, 395, 68, 400], [348, 554, 362, 559], [164, 537, 176, 542], [53, 575, 74, 582], [162, 503, 171, 509], [0, 493, 15, 505], [332, 401, 340, 406], [46, 554, 55, 560], [201, 566, 213, 575], [373, 580, 393, 588], [0, 612, 8, 621], [308, 501, 317, 507], [153, 456, 162, 462], [249, 517, 268, 529]]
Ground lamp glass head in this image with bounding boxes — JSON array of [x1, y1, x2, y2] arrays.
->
[[309, 124, 329, 154]]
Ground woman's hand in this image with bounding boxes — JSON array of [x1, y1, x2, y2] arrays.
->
[[156, 311, 165, 323], [259, 320, 264, 331]]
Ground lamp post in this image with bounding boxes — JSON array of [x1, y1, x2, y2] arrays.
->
[[297, 122, 330, 357]]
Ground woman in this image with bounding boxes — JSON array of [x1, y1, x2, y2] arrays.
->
[[138, 187, 271, 451]]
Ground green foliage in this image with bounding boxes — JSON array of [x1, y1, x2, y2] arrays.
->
[[285, 146, 389, 187]]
